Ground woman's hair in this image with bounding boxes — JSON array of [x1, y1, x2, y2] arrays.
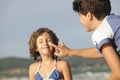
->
[[73, 0, 111, 20], [29, 28, 59, 60]]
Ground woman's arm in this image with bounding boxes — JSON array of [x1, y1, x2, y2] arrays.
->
[[51, 42, 102, 59], [69, 48, 102, 59], [101, 43, 120, 80]]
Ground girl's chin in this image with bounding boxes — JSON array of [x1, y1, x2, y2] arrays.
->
[[42, 51, 52, 55]]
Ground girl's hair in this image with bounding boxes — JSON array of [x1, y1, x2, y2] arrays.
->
[[73, 0, 111, 20], [29, 28, 59, 60]]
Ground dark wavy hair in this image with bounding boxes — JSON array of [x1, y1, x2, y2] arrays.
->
[[73, 0, 111, 20], [29, 28, 59, 60]]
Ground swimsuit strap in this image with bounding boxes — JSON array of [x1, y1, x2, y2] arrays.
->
[[54, 59, 57, 69], [38, 62, 41, 71]]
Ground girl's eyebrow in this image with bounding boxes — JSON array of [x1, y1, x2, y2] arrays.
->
[[37, 38, 42, 41]]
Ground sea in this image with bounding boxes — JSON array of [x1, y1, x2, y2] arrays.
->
[[1, 72, 110, 80]]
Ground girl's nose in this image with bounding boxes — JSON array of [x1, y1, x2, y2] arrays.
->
[[43, 40, 49, 45]]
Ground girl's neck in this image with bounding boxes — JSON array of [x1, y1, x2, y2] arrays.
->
[[41, 56, 54, 64]]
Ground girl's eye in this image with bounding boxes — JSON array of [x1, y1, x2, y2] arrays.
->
[[39, 41, 43, 43]]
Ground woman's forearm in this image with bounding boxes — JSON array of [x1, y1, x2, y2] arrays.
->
[[69, 48, 102, 59]]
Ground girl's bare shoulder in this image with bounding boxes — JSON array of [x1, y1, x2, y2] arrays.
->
[[57, 60, 70, 68], [29, 61, 40, 71]]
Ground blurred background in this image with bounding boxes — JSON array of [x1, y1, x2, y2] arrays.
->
[[0, 0, 120, 80]]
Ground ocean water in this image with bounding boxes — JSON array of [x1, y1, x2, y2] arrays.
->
[[1, 72, 110, 80], [72, 72, 110, 80], [1, 77, 28, 80]]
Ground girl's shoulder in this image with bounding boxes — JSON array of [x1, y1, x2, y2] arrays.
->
[[29, 61, 41, 76], [29, 61, 40, 71], [56, 60, 70, 68], [30, 61, 39, 67]]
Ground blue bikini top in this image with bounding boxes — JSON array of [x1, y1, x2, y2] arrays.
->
[[35, 60, 62, 80]]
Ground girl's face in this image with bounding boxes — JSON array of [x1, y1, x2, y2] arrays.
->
[[36, 32, 54, 56]]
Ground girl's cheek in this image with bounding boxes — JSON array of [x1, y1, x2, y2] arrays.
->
[[38, 44, 42, 48]]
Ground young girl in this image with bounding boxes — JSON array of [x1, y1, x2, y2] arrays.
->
[[29, 28, 72, 80]]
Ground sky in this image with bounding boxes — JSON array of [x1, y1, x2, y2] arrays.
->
[[0, 0, 120, 58]]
